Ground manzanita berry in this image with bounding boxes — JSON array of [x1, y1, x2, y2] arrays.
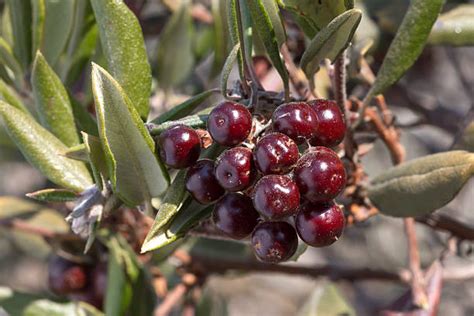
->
[[213, 193, 260, 239], [186, 159, 225, 204], [251, 221, 298, 263], [207, 101, 252, 146], [48, 256, 88, 295], [295, 201, 345, 247], [309, 99, 346, 147], [294, 147, 346, 203], [158, 125, 201, 169], [252, 175, 300, 219], [272, 102, 318, 144], [215, 147, 256, 192], [253, 132, 299, 175]]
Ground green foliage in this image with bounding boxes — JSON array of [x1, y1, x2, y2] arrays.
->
[[428, 4, 474, 46], [90, 0, 152, 120], [368, 151, 474, 217], [298, 283, 355, 316], [6, 0, 32, 68], [26, 188, 78, 202], [220, 43, 240, 96], [91, 64, 169, 206]]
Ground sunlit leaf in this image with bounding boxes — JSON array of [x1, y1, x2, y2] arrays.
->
[[0, 101, 92, 192], [90, 0, 152, 120], [368, 151, 474, 217]]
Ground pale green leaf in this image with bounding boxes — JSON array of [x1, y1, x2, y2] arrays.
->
[[26, 188, 78, 202], [63, 143, 88, 161], [91, 64, 169, 206], [220, 43, 240, 96], [6, 0, 31, 68], [156, 2, 194, 90], [367, 0, 445, 98], [368, 151, 474, 217], [31, 51, 80, 146], [0, 79, 28, 113], [0, 37, 23, 81], [210, 0, 230, 77], [148, 106, 213, 136], [69, 92, 99, 137], [0, 101, 92, 192], [1, 7, 14, 46], [300, 9, 362, 79], [31, 0, 45, 59], [261, 0, 286, 46], [82, 132, 108, 190], [428, 4, 474, 46], [298, 283, 355, 316], [91, 0, 152, 120], [24, 299, 104, 316]]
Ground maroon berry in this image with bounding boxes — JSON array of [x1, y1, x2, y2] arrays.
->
[[207, 101, 252, 146], [186, 159, 225, 204], [272, 102, 318, 144], [215, 147, 256, 192], [251, 221, 298, 263], [48, 256, 88, 295], [252, 175, 300, 219], [294, 147, 346, 203], [309, 99, 346, 147], [253, 132, 299, 175], [295, 201, 345, 247], [158, 125, 201, 169], [213, 193, 260, 239]]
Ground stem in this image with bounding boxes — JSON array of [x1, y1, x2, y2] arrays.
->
[[235, 0, 252, 97], [334, 50, 349, 122], [281, 44, 308, 100]]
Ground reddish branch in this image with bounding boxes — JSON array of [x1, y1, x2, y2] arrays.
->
[[154, 274, 197, 316]]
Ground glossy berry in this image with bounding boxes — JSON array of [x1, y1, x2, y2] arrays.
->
[[253, 133, 299, 175], [158, 125, 201, 169], [251, 221, 298, 263], [295, 201, 345, 247], [186, 159, 225, 204], [309, 99, 346, 147], [213, 193, 260, 239], [215, 147, 256, 192], [294, 147, 346, 203], [252, 175, 300, 219], [48, 256, 88, 295], [272, 102, 318, 144], [207, 101, 252, 146]]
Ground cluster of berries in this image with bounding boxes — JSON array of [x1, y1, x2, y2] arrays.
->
[[157, 99, 347, 263]]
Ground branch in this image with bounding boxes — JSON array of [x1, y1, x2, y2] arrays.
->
[[281, 44, 309, 100], [154, 274, 197, 316], [333, 50, 349, 121]]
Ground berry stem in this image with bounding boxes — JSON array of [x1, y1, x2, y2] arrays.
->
[[333, 50, 349, 124]]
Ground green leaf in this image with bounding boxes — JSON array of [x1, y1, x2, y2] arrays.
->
[[0, 37, 23, 82], [148, 106, 213, 136], [0, 287, 43, 316], [368, 151, 474, 217], [1, 6, 14, 46], [298, 283, 355, 316], [0, 196, 45, 219], [63, 143, 88, 162], [91, 64, 169, 206], [300, 9, 362, 80], [23, 299, 104, 316], [247, 0, 289, 98], [220, 43, 240, 96], [6, 0, 31, 68], [367, 0, 445, 98], [281, 0, 353, 35], [141, 171, 188, 253], [0, 79, 28, 113], [156, 2, 194, 90], [428, 4, 474, 46], [151, 90, 217, 125], [261, 0, 286, 46], [90, 0, 152, 120], [210, 0, 230, 77], [0, 101, 92, 192], [82, 132, 108, 190], [26, 188, 78, 202], [31, 51, 80, 147], [69, 93, 99, 137], [31, 0, 45, 59]]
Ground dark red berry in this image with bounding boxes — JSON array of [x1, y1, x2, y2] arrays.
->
[[251, 221, 298, 263], [186, 159, 225, 204], [252, 175, 300, 219], [215, 147, 256, 192], [272, 102, 318, 144], [213, 193, 260, 239], [158, 125, 201, 169], [309, 99, 346, 147], [294, 147, 346, 203], [48, 256, 88, 295], [295, 201, 345, 247], [207, 101, 252, 146], [253, 132, 299, 175]]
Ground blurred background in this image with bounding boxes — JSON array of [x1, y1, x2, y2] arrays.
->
[[0, 0, 473, 315]]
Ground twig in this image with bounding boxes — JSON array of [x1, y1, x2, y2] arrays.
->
[[155, 274, 197, 316], [417, 213, 474, 241], [281, 43, 309, 100], [235, 0, 252, 97], [334, 50, 349, 122]]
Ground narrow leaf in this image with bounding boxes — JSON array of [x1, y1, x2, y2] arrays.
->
[[261, 0, 286, 46], [6, 0, 31, 68], [82, 132, 109, 190], [141, 171, 188, 253], [31, 0, 45, 58], [298, 284, 355, 316], [247, 0, 289, 97], [300, 9, 362, 79], [0, 101, 92, 192], [0, 37, 23, 80], [31, 51, 80, 146], [69, 92, 99, 137], [220, 43, 240, 96], [148, 106, 213, 136], [428, 4, 474, 46], [63, 143, 88, 162], [90, 0, 152, 120], [92, 64, 169, 206], [368, 151, 474, 217], [0, 79, 28, 113], [368, 0, 445, 97], [151, 89, 217, 125], [26, 188, 78, 202], [210, 0, 230, 77]]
